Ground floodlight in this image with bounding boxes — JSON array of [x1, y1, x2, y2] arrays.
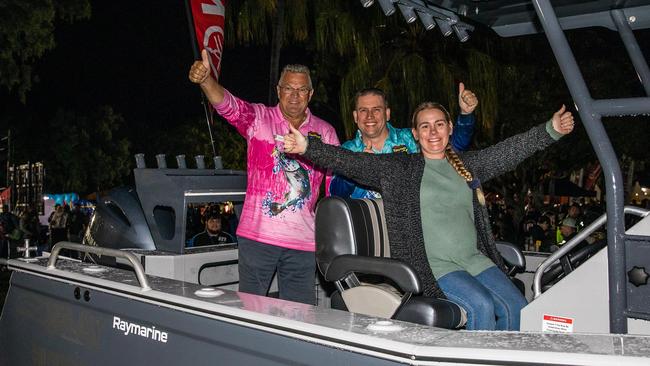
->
[[359, 0, 374, 8], [435, 18, 453, 37], [398, 4, 417, 23], [458, 4, 469, 17], [452, 25, 470, 42], [377, 0, 396, 16], [417, 11, 436, 30]]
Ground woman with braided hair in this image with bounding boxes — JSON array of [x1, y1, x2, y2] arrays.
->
[[282, 101, 575, 330]]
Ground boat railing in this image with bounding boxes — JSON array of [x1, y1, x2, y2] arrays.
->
[[47, 241, 151, 291], [533, 206, 650, 299]]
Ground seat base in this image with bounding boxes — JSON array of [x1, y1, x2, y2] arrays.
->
[[330, 290, 466, 329]]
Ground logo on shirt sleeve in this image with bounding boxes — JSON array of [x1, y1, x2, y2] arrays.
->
[[392, 145, 408, 153]]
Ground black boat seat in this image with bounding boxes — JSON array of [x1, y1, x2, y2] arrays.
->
[[315, 197, 466, 329], [495, 241, 526, 275]]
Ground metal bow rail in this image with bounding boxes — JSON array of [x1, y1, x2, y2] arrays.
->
[[533, 206, 650, 299], [47, 241, 151, 291]]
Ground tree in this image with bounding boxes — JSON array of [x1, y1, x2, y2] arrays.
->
[[42, 106, 131, 194], [224, 0, 309, 105], [0, 0, 91, 101], [152, 116, 246, 171], [221, 1, 649, 195]]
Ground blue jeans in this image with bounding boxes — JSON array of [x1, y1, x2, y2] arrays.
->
[[237, 237, 316, 305], [437, 266, 527, 330]]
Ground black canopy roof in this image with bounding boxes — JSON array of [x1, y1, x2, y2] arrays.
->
[[420, 0, 650, 36]]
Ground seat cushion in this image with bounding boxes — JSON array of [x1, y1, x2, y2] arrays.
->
[[341, 284, 402, 318]]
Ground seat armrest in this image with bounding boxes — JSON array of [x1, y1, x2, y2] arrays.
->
[[326, 254, 421, 294], [393, 296, 466, 329], [495, 241, 526, 270]]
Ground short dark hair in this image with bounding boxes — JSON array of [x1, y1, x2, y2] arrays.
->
[[354, 88, 388, 109], [203, 206, 221, 221]]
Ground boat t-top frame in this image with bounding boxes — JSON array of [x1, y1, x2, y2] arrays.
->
[[363, 0, 650, 334]]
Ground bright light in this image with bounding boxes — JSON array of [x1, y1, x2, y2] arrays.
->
[[377, 0, 396, 16], [417, 11, 435, 30], [397, 4, 417, 23], [359, 0, 374, 8], [435, 18, 452, 37]]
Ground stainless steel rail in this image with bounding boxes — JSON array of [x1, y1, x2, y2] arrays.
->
[[533, 206, 649, 299], [532, 0, 650, 334], [47, 242, 151, 291]]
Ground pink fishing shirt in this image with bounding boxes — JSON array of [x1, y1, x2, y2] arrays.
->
[[214, 89, 339, 252]]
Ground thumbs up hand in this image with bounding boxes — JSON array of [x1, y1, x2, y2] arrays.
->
[[458, 82, 479, 114], [282, 123, 308, 155], [189, 49, 212, 84], [551, 104, 575, 135]]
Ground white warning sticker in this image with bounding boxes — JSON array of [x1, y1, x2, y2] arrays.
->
[[542, 314, 574, 333]]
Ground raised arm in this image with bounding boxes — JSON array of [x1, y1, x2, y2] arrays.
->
[[283, 124, 399, 190], [189, 49, 225, 105], [450, 82, 477, 151], [464, 105, 574, 182]]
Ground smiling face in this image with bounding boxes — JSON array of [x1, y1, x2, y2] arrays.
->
[[411, 107, 453, 160], [353, 93, 390, 140], [277, 72, 313, 123]]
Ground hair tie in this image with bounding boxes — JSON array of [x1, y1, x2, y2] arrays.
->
[[468, 179, 486, 206]]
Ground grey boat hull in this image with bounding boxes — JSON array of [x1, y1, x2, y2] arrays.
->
[[2, 257, 650, 366]]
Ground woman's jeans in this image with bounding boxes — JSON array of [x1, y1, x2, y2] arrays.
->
[[437, 266, 527, 330]]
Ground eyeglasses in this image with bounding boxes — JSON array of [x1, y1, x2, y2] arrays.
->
[[278, 85, 312, 96]]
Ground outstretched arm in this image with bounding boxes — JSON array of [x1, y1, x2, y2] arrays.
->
[[465, 105, 574, 182], [283, 124, 397, 190], [189, 49, 225, 105]]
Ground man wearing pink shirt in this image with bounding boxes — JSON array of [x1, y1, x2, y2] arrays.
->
[[189, 50, 339, 304]]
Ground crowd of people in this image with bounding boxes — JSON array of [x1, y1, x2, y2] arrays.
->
[[487, 198, 606, 253], [0, 202, 90, 260]]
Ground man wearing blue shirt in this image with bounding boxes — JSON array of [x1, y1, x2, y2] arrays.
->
[[330, 83, 478, 198]]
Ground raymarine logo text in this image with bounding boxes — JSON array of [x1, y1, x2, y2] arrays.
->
[[112, 316, 168, 343]]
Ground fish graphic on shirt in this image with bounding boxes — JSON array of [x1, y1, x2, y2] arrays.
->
[[264, 148, 311, 216]]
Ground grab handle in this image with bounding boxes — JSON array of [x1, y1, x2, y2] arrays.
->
[[47, 242, 151, 291]]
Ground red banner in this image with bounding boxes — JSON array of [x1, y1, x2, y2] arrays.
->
[[0, 187, 10, 203], [188, 0, 226, 80]]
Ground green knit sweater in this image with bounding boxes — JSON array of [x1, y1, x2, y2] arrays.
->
[[420, 158, 494, 279]]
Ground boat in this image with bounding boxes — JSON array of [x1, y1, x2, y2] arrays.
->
[[2, 1, 650, 364]]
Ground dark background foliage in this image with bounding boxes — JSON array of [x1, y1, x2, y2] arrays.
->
[[0, 0, 648, 196]]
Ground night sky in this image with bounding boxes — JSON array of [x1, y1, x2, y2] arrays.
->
[[3, 1, 275, 154], [2, 2, 649, 167]]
